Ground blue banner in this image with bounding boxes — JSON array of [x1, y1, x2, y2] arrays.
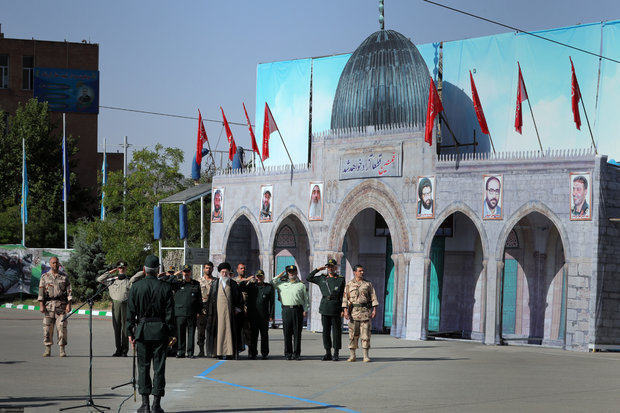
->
[[33, 67, 99, 114]]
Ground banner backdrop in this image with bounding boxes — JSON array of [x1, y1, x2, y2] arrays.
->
[[0, 246, 72, 297], [255, 58, 312, 167], [257, 20, 620, 166], [33, 67, 99, 114]]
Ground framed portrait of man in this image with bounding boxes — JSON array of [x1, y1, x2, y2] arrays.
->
[[570, 172, 591, 221], [308, 182, 323, 221], [211, 187, 224, 223], [416, 176, 435, 219], [259, 184, 273, 223], [482, 175, 503, 220]]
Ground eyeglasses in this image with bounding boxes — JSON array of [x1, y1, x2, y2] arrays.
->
[[487, 188, 500, 195]]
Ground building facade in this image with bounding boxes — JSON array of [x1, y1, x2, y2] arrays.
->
[[209, 29, 620, 352]]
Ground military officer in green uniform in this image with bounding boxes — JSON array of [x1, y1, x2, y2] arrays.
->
[[307, 258, 346, 361], [273, 265, 309, 360], [97, 260, 131, 357], [239, 269, 275, 359], [172, 264, 201, 358], [127, 255, 175, 413]]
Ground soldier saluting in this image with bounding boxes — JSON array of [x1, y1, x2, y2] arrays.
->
[[342, 265, 378, 362], [307, 258, 345, 361]]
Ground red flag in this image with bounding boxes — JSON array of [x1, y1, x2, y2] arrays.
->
[[220, 107, 237, 161], [196, 109, 208, 164], [262, 103, 279, 161], [424, 76, 443, 146], [243, 102, 261, 156], [515, 63, 528, 134], [469, 71, 489, 135], [570, 57, 582, 130]]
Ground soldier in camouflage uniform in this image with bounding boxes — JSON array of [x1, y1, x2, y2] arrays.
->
[[307, 258, 345, 361], [342, 265, 379, 362], [37, 256, 72, 357]]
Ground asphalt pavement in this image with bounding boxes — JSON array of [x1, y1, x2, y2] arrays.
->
[[1, 307, 619, 413]]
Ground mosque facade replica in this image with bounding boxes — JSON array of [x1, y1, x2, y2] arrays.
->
[[209, 29, 620, 352]]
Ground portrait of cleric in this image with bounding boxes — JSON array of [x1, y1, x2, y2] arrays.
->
[[416, 176, 435, 219], [308, 182, 323, 221], [570, 172, 591, 220], [211, 188, 224, 223], [259, 185, 273, 222], [483, 175, 503, 220]]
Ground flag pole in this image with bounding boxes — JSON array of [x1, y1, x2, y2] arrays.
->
[[63, 113, 68, 249], [22, 138, 26, 247], [276, 129, 294, 169], [487, 131, 496, 154], [101, 137, 106, 221], [438, 112, 462, 154], [525, 98, 544, 153], [580, 98, 597, 154]]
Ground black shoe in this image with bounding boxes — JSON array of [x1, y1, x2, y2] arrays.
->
[[187, 354, 196, 359], [112, 351, 122, 357], [285, 355, 293, 360], [122, 352, 128, 357], [333, 351, 339, 361], [262, 355, 269, 360], [176, 354, 185, 358], [249, 354, 257, 360], [137, 395, 150, 413], [322, 352, 332, 361], [293, 355, 301, 361]]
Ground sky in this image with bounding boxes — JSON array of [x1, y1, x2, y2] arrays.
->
[[2, 0, 619, 176]]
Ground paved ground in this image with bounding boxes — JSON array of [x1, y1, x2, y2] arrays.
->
[[1, 307, 620, 413]]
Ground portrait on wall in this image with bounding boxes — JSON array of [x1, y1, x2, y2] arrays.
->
[[308, 182, 323, 221], [482, 175, 503, 220], [416, 176, 435, 219], [259, 184, 273, 222], [570, 172, 591, 221], [211, 187, 224, 223]]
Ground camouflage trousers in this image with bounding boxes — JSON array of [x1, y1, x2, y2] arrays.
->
[[348, 319, 371, 349], [43, 308, 68, 346]]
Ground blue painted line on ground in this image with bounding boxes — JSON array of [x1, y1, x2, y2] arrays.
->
[[195, 359, 359, 413], [197, 360, 227, 377]]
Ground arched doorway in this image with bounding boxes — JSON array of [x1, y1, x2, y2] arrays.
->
[[225, 215, 260, 274], [341, 208, 394, 333], [427, 212, 485, 340], [272, 214, 311, 324], [500, 212, 566, 347]]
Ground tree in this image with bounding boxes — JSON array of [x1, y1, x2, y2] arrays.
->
[[78, 144, 190, 271], [64, 224, 107, 302], [0, 99, 91, 247]]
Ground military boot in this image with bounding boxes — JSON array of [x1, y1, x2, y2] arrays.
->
[[347, 349, 356, 362], [151, 395, 164, 413], [59, 346, 66, 357], [137, 395, 150, 413], [43, 345, 51, 357], [322, 350, 332, 361], [197, 345, 205, 357], [333, 350, 340, 361], [363, 348, 371, 363]]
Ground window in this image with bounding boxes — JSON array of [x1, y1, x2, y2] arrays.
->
[[0, 55, 8, 88], [22, 56, 34, 90]]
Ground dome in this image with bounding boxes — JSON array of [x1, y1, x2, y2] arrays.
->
[[331, 30, 430, 131]]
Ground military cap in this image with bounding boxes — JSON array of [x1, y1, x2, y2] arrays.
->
[[144, 254, 159, 268], [325, 258, 338, 267], [255, 269, 265, 277], [286, 265, 298, 272], [117, 260, 128, 268], [182, 264, 192, 272], [218, 262, 232, 272], [167, 265, 176, 272]]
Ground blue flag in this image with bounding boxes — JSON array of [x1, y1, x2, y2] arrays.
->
[[21, 143, 28, 224], [62, 137, 70, 201], [100, 151, 107, 220]]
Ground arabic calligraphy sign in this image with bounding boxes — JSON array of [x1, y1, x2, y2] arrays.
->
[[339, 145, 402, 180]]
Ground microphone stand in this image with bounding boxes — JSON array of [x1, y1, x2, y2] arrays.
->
[[60, 282, 110, 412], [111, 346, 136, 402]]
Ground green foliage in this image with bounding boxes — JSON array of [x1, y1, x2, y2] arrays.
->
[[64, 224, 107, 302], [73, 144, 198, 273], [0, 99, 91, 247]]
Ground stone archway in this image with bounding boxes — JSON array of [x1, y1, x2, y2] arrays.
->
[[222, 207, 262, 274]]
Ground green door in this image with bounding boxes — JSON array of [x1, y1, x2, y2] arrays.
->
[[275, 256, 296, 323], [502, 259, 518, 335], [428, 237, 445, 332], [384, 238, 395, 328]]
